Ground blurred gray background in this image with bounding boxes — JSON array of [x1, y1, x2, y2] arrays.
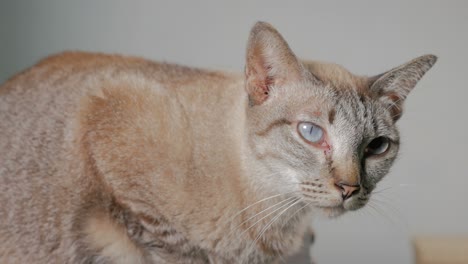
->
[[1, 1, 467, 263]]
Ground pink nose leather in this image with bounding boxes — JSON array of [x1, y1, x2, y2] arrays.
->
[[335, 182, 360, 200]]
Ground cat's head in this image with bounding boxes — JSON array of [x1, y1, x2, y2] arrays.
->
[[244, 22, 436, 217]]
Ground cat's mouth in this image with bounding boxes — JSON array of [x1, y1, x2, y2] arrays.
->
[[299, 181, 370, 216], [343, 197, 367, 211], [315, 199, 366, 217], [301, 191, 368, 216]]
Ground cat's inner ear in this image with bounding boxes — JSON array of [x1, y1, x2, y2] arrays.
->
[[369, 54, 437, 121], [245, 22, 304, 105]]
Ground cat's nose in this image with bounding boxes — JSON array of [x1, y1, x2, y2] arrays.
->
[[334, 181, 360, 200]]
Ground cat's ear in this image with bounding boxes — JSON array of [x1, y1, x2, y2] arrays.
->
[[370, 54, 437, 121], [245, 22, 304, 105]]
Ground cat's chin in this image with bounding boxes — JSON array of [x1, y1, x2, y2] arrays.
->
[[316, 205, 346, 218], [343, 198, 367, 211]]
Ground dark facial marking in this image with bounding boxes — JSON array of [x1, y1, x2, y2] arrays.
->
[[255, 118, 291, 137], [358, 94, 368, 119], [371, 117, 379, 134], [326, 154, 334, 174], [328, 108, 336, 124]]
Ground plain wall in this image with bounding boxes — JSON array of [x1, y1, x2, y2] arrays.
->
[[1, 1, 467, 263]]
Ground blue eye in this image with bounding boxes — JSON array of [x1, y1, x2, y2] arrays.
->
[[298, 122, 324, 143]]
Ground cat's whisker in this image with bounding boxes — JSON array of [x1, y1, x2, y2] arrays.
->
[[372, 185, 394, 194], [361, 204, 384, 224], [224, 196, 297, 240], [232, 196, 297, 230], [372, 192, 397, 203], [371, 188, 402, 205], [364, 201, 400, 227], [367, 199, 406, 229], [235, 200, 302, 264], [248, 198, 302, 255], [364, 202, 384, 220], [391, 112, 402, 120], [225, 190, 300, 225], [371, 196, 404, 220], [278, 252, 288, 264], [280, 201, 313, 230], [233, 197, 300, 244]]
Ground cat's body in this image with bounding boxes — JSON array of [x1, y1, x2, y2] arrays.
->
[[0, 22, 436, 263], [0, 51, 311, 263]]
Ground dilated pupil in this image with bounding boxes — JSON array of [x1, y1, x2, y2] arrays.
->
[[368, 137, 384, 150]]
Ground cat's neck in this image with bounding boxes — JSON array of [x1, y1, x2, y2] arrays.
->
[[150, 75, 311, 259], [76, 68, 310, 261]]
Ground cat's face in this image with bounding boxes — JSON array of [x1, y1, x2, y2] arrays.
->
[[247, 78, 400, 216], [244, 22, 436, 217]]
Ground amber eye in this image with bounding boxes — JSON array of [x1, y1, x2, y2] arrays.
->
[[365, 137, 390, 156]]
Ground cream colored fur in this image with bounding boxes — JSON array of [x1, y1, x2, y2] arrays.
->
[[0, 22, 436, 263]]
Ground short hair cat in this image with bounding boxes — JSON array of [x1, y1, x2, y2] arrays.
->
[[0, 22, 436, 263]]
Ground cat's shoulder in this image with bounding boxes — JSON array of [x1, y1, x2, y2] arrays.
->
[[37, 51, 237, 81], [36, 51, 142, 67]]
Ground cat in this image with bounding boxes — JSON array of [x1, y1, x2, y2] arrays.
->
[[0, 21, 436, 264]]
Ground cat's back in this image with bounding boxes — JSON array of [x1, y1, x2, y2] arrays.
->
[[1, 53, 145, 172], [0, 51, 239, 262], [0, 51, 232, 166], [0, 50, 237, 193]]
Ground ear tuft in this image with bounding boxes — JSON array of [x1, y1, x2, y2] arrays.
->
[[370, 54, 437, 121], [245, 22, 303, 105]]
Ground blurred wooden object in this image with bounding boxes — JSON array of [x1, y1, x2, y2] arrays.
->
[[414, 236, 468, 264]]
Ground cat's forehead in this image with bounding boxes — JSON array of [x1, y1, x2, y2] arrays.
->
[[296, 62, 396, 139], [326, 87, 397, 145], [303, 60, 371, 95], [301, 61, 382, 118], [287, 61, 393, 136]]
